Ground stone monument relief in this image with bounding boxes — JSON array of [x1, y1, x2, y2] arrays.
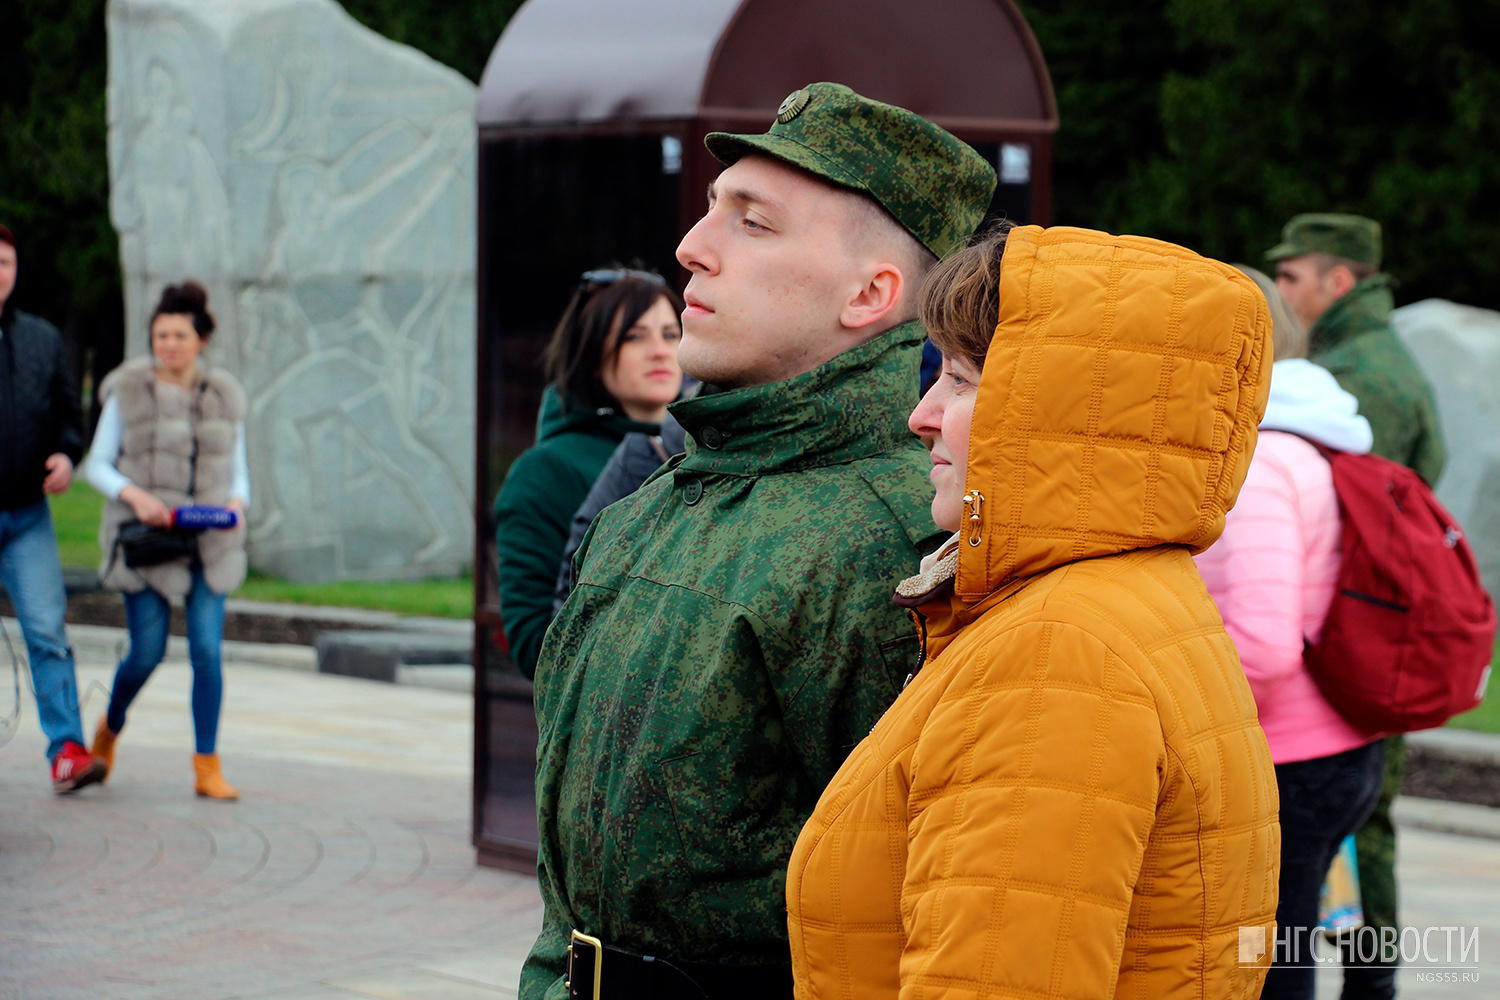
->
[[108, 0, 477, 581], [1392, 299, 1500, 603]]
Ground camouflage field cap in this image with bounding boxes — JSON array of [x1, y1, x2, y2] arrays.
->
[[1265, 213, 1383, 268], [705, 83, 997, 260]]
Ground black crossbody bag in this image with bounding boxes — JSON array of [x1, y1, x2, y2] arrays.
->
[[116, 519, 197, 568], [110, 383, 207, 571]]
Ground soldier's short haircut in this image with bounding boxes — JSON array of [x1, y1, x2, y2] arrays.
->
[[918, 222, 1016, 372], [1310, 251, 1378, 284], [835, 190, 938, 323]]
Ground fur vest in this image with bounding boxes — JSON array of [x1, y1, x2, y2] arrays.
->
[[97, 357, 248, 596]]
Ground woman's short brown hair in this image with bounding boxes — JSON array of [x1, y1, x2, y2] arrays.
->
[[918, 222, 1015, 372]]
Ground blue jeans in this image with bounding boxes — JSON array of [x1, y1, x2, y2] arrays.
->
[[0, 499, 85, 761], [107, 562, 227, 754]]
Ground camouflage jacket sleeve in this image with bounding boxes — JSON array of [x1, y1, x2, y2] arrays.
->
[[520, 464, 933, 975], [1409, 408, 1448, 488], [519, 874, 572, 1000], [770, 553, 921, 789], [1316, 326, 1447, 484], [744, 459, 934, 788]]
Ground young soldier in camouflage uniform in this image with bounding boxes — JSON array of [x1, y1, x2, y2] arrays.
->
[[1269, 213, 1447, 1000], [521, 84, 996, 1000]]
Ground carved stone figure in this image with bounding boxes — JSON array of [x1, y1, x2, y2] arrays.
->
[[1392, 299, 1500, 602], [108, 0, 477, 581]]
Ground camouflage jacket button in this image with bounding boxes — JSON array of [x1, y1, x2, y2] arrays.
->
[[682, 478, 704, 505], [699, 425, 723, 450]]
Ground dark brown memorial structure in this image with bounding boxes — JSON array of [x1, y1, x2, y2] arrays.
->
[[471, 0, 1058, 871]]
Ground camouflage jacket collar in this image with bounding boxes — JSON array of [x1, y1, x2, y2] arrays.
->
[[670, 321, 924, 477], [1310, 274, 1394, 354]]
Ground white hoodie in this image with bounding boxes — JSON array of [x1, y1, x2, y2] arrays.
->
[[1258, 357, 1373, 454]]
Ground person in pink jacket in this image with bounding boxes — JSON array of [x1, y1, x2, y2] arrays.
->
[[1195, 267, 1388, 1000]]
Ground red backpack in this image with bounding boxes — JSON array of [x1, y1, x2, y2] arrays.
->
[[1304, 442, 1496, 734]]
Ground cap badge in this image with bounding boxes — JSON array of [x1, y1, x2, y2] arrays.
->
[[775, 88, 810, 124]]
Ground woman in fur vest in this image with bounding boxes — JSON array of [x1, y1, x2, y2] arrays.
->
[[84, 281, 248, 799]]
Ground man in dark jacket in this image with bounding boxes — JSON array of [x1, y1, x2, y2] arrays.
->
[[0, 223, 103, 793], [521, 84, 996, 999], [1269, 213, 1447, 1000]]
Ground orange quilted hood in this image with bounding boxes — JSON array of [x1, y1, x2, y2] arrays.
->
[[955, 226, 1272, 601]]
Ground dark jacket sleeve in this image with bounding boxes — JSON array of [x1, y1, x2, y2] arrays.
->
[[49, 331, 85, 464], [552, 418, 682, 612], [495, 447, 588, 679]]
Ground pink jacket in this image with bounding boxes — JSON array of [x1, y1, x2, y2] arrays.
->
[[1195, 360, 1385, 763]]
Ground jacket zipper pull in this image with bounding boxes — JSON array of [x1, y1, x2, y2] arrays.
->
[[903, 609, 929, 692], [963, 489, 984, 547]]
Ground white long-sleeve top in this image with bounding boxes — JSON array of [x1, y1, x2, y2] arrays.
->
[[84, 394, 251, 505]]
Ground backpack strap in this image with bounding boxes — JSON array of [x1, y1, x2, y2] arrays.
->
[[1283, 431, 1339, 464]]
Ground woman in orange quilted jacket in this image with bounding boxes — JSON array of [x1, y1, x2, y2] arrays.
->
[[786, 224, 1282, 1000]]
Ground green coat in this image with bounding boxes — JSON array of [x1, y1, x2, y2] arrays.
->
[[521, 322, 944, 999], [493, 388, 659, 679], [1309, 275, 1447, 485]]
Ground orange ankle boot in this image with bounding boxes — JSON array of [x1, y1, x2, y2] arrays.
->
[[90, 716, 118, 781], [193, 753, 239, 800]]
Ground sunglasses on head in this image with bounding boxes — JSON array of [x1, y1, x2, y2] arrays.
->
[[581, 268, 666, 287]]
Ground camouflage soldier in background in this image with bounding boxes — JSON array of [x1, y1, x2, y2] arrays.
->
[[1269, 213, 1447, 1000], [1270, 214, 1445, 484], [520, 83, 996, 1000]]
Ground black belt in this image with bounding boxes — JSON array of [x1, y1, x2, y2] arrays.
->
[[566, 929, 793, 1000]]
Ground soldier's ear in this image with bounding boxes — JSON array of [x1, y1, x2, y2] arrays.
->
[[838, 262, 903, 332], [1328, 264, 1358, 298]]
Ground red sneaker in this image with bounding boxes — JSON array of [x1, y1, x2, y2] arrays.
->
[[52, 741, 106, 794]]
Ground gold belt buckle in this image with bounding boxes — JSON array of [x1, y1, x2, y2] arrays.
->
[[566, 929, 604, 1000]]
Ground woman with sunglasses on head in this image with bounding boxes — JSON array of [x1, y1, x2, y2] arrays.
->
[[493, 267, 684, 680], [84, 280, 248, 800]]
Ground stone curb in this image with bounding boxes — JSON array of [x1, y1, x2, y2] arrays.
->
[[4, 616, 474, 685], [1407, 726, 1500, 767], [1394, 796, 1500, 842], [69, 620, 319, 671], [223, 597, 473, 638]]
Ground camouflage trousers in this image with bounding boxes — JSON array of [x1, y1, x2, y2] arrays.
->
[[1337, 734, 1404, 1000], [1354, 734, 1403, 935]]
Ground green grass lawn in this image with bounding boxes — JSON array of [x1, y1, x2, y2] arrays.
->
[[49, 484, 106, 567], [234, 572, 473, 619], [1445, 642, 1500, 736], [48, 485, 472, 619]]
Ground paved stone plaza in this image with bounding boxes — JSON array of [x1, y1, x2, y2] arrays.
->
[[1, 624, 539, 999], [3, 619, 1500, 999]]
